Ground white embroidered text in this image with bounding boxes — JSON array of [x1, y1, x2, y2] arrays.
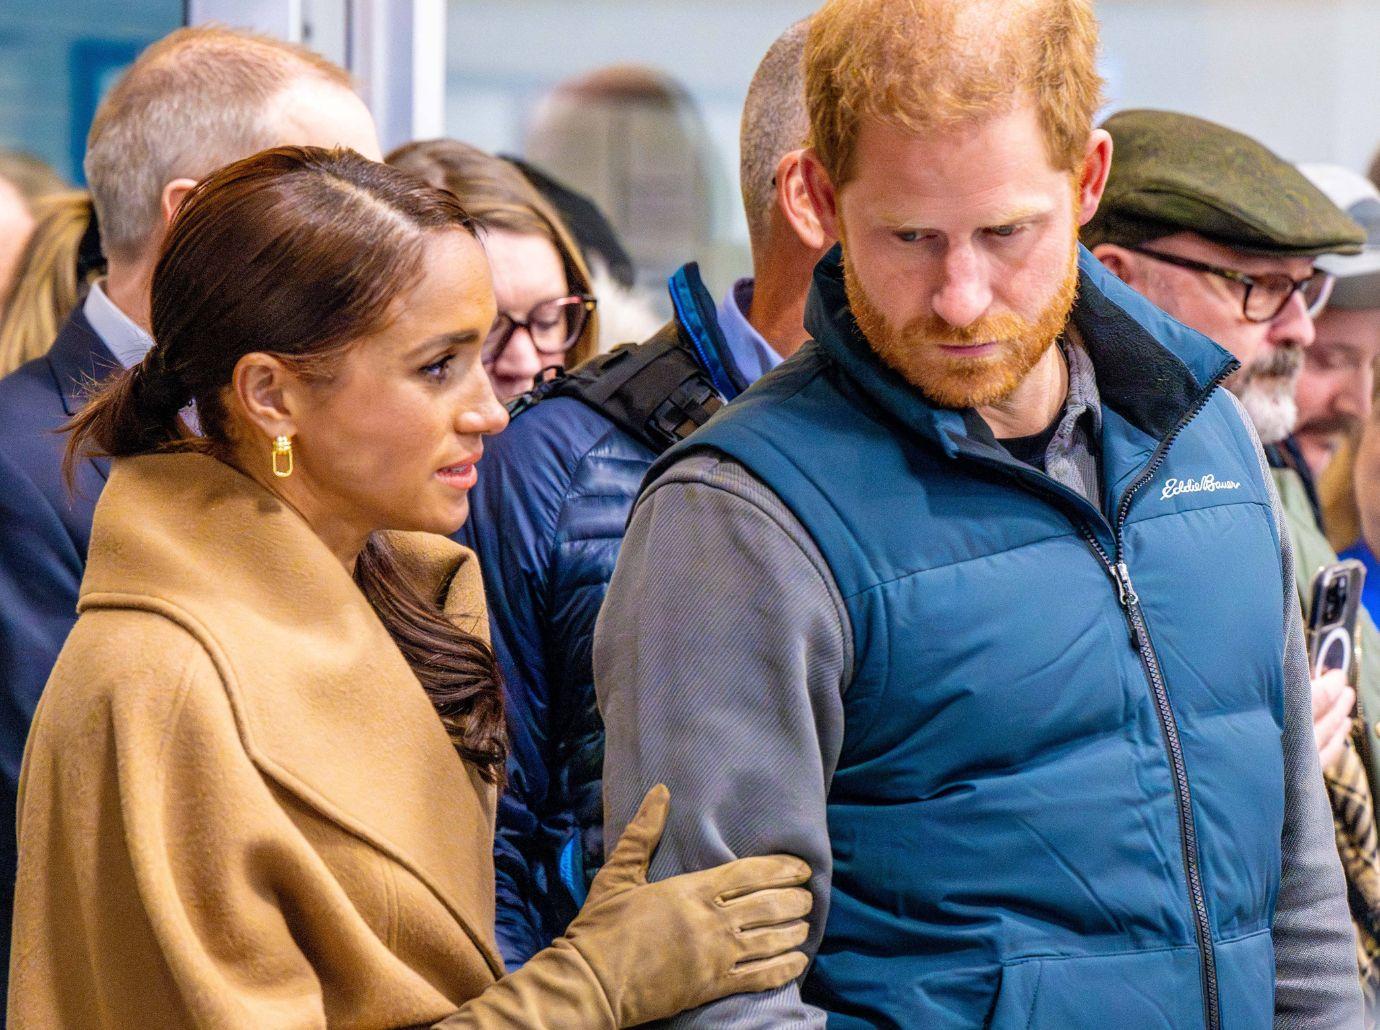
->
[[1160, 474, 1241, 501]]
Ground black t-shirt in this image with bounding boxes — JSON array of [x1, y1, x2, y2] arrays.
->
[[996, 410, 1062, 472]]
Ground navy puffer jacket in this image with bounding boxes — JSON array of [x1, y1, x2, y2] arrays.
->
[[456, 265, 748, 966]]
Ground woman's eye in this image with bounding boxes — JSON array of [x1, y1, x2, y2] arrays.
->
[[421, 355, 454, 381]]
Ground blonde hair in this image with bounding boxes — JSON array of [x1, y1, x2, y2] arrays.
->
[[1319, 433, 1361, 553], [84, 25, 351, 263], [0, 151, 66, 209], [386, 139, 600, 368], [805, 0, 1103, 186], [0, 192, 98, 376]]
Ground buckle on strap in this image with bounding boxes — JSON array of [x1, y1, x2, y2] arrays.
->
[[647, 377, 723, 448]]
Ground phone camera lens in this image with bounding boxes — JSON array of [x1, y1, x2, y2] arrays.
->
[[1324, 580, 1348, 623]]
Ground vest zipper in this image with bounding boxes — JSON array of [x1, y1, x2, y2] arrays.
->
[[1080, 526, 1219, 1030], [1074, 371, 1232, 1030]]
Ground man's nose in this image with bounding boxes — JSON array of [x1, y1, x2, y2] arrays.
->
[[1267, 290, 1315, 351], [930, 248, 993, 329], [1336, 366, 1373, 423]]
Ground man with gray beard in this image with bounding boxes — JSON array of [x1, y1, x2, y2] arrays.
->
[[1086, 112, 1346, 456], [1085, 116, 1377, 990]]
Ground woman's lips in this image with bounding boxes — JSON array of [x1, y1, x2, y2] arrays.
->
[[436, 461, 479, 490]]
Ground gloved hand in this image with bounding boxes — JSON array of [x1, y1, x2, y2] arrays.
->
[[433, 785, 811, 1029], [553, 783, 812, 1025]]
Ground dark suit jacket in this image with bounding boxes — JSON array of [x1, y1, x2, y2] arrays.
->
[[0, 308, 117, 1001]]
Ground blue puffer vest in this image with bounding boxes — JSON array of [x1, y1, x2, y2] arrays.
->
[[660, 246, 1286, 1029]]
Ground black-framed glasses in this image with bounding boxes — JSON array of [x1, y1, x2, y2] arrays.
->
[[483, 294, 596, 366], [1129, 246, 1335, 323]]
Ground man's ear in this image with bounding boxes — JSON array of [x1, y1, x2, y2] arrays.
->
[[799, 148, 841, 242], [1077, 129, 1113, 227], [231, 352, 300, 444], [1091, 243, 1137, 285], [775, 149, 829, 252], [160, 178, 199, 227]]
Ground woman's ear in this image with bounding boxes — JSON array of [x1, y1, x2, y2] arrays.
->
[[230, 352, 299, 442], [776, 149, 830, 252]]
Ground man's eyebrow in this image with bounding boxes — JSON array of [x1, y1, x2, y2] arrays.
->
[[887, 203, 1054, 231], [984, 203, 1053, 225]]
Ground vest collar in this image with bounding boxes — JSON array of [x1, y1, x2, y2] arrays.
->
[[804, 244, 1239, 456], [667, 261, 750, 399], [78, 452, 505, 977]]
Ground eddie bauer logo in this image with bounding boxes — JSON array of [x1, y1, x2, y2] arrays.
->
[[1160, 474, 1242, 501]]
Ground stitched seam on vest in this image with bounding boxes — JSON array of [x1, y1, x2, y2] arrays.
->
[[1124, 498, 1272, 529], [1025, 962, 1044, 1030], [1001, 925, 1272, 968], [838, 498, 1273, 602]]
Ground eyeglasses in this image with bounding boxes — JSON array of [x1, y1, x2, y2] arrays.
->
[[483, 294, 596, 366], [1128, 246, 1335, 324]]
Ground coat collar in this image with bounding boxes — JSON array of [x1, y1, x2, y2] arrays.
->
[[802, 243, 1239, 458], [47, 307, 121, 419], [668, 261, 750, 399], [78, 452, 505, 977], [47, 308, 120, 482]]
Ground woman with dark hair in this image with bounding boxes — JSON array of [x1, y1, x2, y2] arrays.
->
[[8, 147, 810, 1028]]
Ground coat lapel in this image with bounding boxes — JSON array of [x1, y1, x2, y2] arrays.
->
[[79, 453, 504, 976], [47, 309, 120, 482]]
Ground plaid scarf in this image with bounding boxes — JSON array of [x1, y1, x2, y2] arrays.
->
[[1325, 722, 1380, 1026]]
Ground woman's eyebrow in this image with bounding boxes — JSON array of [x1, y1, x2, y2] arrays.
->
[[409, 329, 481, 356]]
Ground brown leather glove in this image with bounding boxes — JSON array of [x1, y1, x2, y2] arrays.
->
[[552, 783, 812, 1025], [433, 785, 811, 1029]]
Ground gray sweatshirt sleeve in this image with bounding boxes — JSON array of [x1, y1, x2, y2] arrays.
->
[[594, 453, 850, 1029], [1225, 395, 1363, 1027]]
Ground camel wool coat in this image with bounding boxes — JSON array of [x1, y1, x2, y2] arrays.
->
[[9, 453, 622, 1028]]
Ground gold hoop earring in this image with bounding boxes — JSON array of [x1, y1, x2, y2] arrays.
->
[[271, 435, 293, 478]]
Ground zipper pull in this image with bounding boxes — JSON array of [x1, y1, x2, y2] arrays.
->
[[1113, 561, 1138, 609], [1113, 561, 1146, 649]]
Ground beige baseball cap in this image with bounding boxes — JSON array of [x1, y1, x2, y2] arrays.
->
[[1298, 163, 1380, 310]]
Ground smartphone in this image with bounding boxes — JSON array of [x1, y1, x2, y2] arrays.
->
[[1307, 559, 1367, 684]]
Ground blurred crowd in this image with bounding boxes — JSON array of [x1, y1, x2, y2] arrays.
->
[[2, 2, 1380, 1027]]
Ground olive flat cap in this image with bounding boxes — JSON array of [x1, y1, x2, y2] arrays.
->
[[1084, 109, 1365, 258]]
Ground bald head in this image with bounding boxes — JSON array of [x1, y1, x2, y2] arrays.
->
[[740, 20, 810, 257]]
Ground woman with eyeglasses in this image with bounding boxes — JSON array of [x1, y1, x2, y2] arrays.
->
[[388, 140, 599, 402], [9, 146, 811, 1028]]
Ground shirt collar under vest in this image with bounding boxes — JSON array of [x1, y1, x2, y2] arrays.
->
[[802, 243, 1240, 460]]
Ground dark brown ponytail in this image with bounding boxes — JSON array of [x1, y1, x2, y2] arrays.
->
[[64, 146, 507, 783]]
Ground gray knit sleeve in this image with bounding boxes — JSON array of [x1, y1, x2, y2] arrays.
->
[[594, 452, 850, 1029], [1223, 394, 1363, 1027]]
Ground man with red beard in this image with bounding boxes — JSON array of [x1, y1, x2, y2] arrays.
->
[[595, 1, 1362, 1027]]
